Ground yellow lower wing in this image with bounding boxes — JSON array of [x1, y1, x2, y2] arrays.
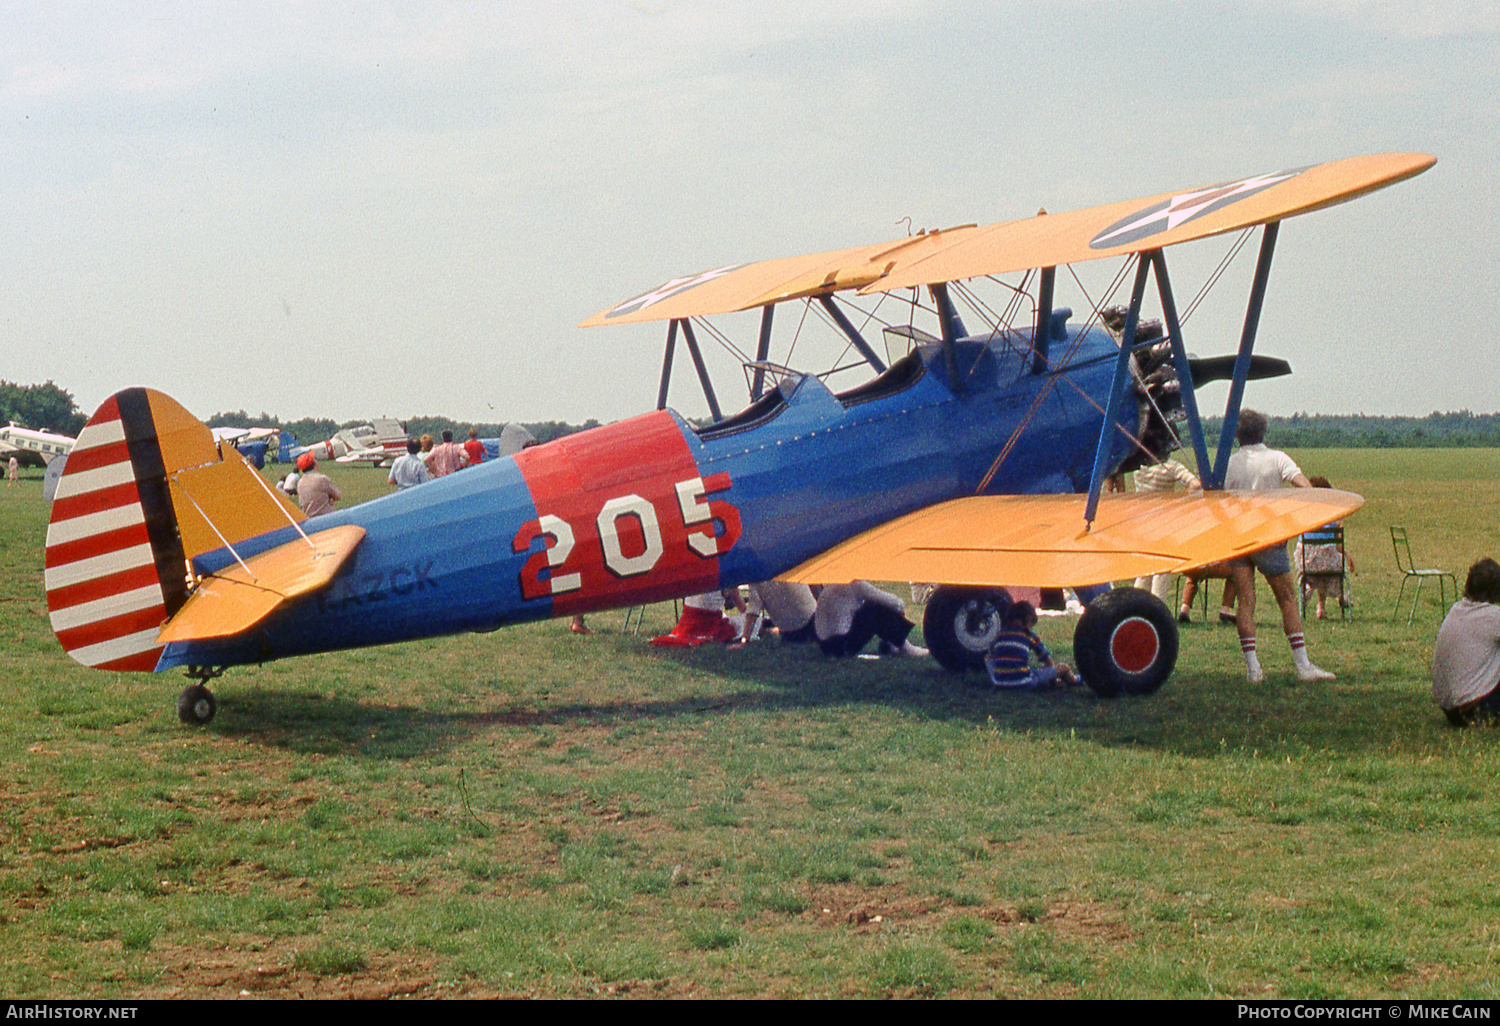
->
[[779, 490, 1363, 589], [157, 525, 366, 644]]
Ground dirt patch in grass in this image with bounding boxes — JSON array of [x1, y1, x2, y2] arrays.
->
[[131, 942, 498, 999]]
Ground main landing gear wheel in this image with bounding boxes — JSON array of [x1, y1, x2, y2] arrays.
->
[[923, 586, 1013, 674], [177, 667, 224, 725], [1072, 587, 1178, 697]]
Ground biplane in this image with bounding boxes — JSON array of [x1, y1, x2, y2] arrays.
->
[[43, 153, 1432, 724], [293, 418, 408, 467]]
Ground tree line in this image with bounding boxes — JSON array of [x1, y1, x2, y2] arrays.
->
[[1201, 411, 1500, 449], [6, 378, 1498, 450], [204, 409, 602, 446], [0, 381, 87, 436]]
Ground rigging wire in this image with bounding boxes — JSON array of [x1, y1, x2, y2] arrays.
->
[[1180, 228, 1251, 325], [693, 316, 752, 365], [973, 255, 1136, 493]]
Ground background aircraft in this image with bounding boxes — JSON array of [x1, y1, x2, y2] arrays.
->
[[41, 153, 1431, 724], [1, 424, 75, 469], [293, 418, 408, 467], [210, 426, 288, 469]]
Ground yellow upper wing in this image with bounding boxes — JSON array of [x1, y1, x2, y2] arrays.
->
[[863, 153, 1434, 292], [581, 153, 1433, 325], [778, 490, 1363, 589], [578, 227, 977, 327]]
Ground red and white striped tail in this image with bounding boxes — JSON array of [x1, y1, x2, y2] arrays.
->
[[45, 390, 187, 672]]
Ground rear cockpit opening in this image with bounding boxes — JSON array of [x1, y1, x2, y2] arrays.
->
[[693, 376, 795, 440]]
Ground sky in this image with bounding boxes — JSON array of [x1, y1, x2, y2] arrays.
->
[[1, 1, 1495, 427]]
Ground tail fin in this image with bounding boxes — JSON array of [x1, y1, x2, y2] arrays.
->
[[44, 388, 303, 672]]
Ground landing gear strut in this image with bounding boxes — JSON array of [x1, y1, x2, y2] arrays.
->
[[177, 667, 223, 725]]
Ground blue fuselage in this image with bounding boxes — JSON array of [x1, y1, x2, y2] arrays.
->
[[164, 327, 1137, 670]]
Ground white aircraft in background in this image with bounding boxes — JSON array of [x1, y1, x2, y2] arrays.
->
[[294, 418, 408, 467], [210, 426, 282, 446], [0, 423, 74, 468]]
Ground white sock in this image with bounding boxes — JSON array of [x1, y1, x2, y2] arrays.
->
[[1288, 632, 1312, 670]]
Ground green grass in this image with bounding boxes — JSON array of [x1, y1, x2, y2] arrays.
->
[[1, 450, 1498, 997]]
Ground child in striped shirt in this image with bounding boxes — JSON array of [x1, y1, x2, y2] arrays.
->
[[985, 601, 1080, 690]]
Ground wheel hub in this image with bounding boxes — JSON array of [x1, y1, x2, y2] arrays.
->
[[1109, 616, 1160, 673]]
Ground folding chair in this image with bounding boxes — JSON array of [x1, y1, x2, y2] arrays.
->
[[1297, 525, 1348, 620], [1390, 526, 1457, 624], [1175, 561, 1234, 622], [623, 598, 681, 636]]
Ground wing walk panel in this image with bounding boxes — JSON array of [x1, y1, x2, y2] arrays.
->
[[778, 490, 1364, 589]]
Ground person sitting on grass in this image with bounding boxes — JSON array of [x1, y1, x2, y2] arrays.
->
[[985, 601, 1079, 690], [1432, 557, 1500, 726], [814, 581, 927, 658]]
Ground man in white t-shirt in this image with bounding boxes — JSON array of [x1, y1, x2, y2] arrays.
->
[[387, 438, 431, 491], [1224, 410, 1334, 684], [1433, 558, 1500, 725]]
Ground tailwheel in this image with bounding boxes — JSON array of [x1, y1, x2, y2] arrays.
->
[[922, 586, 1013, 674], [1073, 587, 1177, 697], [177, 667, 224, 725]]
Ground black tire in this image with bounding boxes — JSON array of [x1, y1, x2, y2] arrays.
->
[[1073, 587, 1178, 697], [922, 586, 1013, 674], [177, 684, 217, 725]]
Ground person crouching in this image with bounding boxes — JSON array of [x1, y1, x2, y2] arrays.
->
[[1433, 558, 1500, 726]]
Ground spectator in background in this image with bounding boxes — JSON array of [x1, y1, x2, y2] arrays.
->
[[1224, 410, 1334, 684], [746, 581, 819, 644], [1433, 558, 1500, 726], [1293, 475, 1356, 619], [426, 429, 467, 477], [463, 428, 485, 468], [985, 601, 1079, 690], [814, 581, 927, 658], [294, 452, 341, 517], [1131, 444, 1202, 610], [388, 438, 431, 491]]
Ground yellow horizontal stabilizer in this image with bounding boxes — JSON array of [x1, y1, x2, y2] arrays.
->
[[157, 525, 366, 644], [779, 490, 1363, 589]]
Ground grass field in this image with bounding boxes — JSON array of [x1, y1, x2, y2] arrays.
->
[[2, 449, 1499, 998]]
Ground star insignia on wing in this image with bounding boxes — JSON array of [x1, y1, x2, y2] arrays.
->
[[1089, 167, 1310, 250], [605, 265, 744, 319]]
